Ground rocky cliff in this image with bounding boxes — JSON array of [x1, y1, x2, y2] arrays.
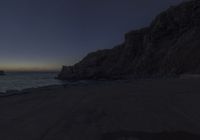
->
[[58, 0, 200, 80]]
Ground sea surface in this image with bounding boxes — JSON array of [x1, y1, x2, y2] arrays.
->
[[0, 72, 63, 92]]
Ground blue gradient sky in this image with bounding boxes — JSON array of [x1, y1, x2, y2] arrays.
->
[[0, 0, 185, 71]]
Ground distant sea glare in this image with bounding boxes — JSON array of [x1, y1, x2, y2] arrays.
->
[[0, 72, 63, 92]]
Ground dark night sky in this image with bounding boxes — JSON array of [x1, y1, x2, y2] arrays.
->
[[0, 0, 185, 71]]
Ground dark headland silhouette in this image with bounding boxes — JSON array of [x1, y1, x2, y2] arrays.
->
[[58, 0, 200, 80]]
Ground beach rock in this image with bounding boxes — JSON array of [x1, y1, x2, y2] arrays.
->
[[58, 0, 200, 80]]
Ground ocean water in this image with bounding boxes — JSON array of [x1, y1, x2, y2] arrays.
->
[[0, 72, 63, 92]]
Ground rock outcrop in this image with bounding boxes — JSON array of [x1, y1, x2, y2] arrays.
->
[[58, 0, 200, 80]]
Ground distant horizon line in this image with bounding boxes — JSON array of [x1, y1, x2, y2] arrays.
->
[[0, 67, 62, 72], [3, 70, 60, 73]]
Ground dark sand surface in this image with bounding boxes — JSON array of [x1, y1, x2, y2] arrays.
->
[[0, 79, 200, 139]]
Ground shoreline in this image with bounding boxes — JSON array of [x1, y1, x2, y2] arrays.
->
[[0, 76, 197, 97]]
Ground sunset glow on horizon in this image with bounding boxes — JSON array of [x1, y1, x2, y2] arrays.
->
[[0, 62, 61, 72]]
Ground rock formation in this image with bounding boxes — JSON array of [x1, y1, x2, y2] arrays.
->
[[58, 0, 200, 80]]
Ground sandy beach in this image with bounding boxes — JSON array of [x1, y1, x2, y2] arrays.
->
[[0, 78, 200, 139]]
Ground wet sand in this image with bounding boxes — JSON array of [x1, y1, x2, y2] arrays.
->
[[0, 78, 200, 140]]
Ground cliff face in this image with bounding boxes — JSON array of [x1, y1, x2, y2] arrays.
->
[[58, 0, 200, 80]]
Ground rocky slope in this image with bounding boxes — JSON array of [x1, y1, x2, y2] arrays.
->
[[58, 0, 200, 80]]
